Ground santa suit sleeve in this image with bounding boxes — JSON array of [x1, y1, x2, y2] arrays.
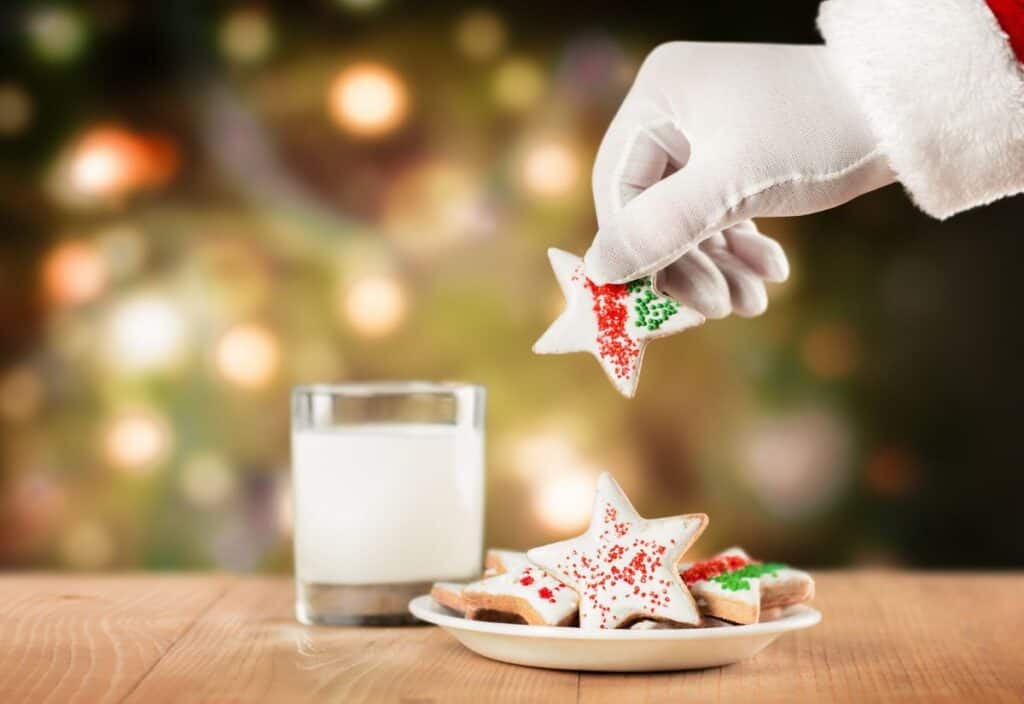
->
[[818, 0, 1024, 218]]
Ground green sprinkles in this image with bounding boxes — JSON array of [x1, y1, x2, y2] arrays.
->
[[710, 562, 787, 591], [626, 278, 681, 331]]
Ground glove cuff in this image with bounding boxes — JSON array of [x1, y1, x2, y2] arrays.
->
[[818, 0, 1024, 219]]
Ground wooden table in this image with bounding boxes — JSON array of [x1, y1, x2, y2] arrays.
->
[[0, 571, 1020, 703]]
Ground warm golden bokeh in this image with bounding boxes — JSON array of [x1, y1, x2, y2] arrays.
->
[[327, 63, 409, 137]]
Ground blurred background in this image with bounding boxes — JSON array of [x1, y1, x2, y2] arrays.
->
[[1, 0, 1022, 573]]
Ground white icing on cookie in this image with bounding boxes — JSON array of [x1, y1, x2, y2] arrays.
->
[[690, 575, 761, 606], [680, 546, 813, 620], [527, 472, 707, 629], [759, 566, 815, 606], [463, 564, 578, 626], [709, 547, 814, 606], [532, 249, 704, 397]]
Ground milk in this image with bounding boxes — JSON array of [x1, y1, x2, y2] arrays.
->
[[291, 424, 484, 585]]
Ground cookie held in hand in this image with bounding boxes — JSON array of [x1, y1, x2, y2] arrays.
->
[[533, 249, 704, 397]]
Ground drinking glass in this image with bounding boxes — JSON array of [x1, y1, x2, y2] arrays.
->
[[291, 382, 485, 625]]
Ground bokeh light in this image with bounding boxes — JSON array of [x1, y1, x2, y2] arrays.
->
[[59, 520, 114, 569], [0, 83, 33, 136], [327, 63, 409, 137], [219, 8, 275, 65], [521, 140, 579, 197], [57, 125, 179, 203], [105, 409, 173, 474], [512, 430, 598, 534], [532, 469, 595, 534], [454, 10, 506, 62], [42, 240, 108, 307], [492, 57, 546, 111], [739, 407, 852, 519], [343, 274, 407, 337], [215, 324, 281, 389], [180, 452, 237, 508], [0, 366, 44, 423], [107, 295, 189, 372], [27, 6, 87, 63], [70, 141, 125, 196]]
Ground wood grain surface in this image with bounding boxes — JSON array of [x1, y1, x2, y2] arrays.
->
[[0, 571, 1021, 703]]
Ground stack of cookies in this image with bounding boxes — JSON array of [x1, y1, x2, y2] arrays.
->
[[431, 473, 814, 630]]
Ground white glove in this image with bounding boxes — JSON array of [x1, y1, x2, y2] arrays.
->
[[585, 42, 895, 300], [660, 220, 789, 319]]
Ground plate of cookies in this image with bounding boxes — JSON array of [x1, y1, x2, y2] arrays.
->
[[410, 473, 820, 672]]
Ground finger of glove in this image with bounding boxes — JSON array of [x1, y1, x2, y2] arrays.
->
[[592, 98, 686, 222], [615, 120, 691, 206], [719, 221, 790, 283], [703, 248, 769, 318], [702, 232, 728, 249], [655, 248, 732, 320], [585, 151, 747, 284], [593, 119, 690, 229]]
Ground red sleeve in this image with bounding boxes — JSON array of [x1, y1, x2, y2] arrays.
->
[[987, 0, 1024, 62]]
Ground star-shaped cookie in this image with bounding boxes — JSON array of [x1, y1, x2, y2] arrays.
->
[[463, 564, 579, 626], [527, 472, 708, 629], [680, 547, 815, 624], [533, 248, 704, 397]]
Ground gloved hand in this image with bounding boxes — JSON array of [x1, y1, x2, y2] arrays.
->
[[659, 219, 789, 319], [585, 42, 895, 300]]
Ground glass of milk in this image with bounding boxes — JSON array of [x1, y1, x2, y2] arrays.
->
[[291, 382, 484, 625]]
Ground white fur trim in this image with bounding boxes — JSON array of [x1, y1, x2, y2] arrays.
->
[[818, 0, 1024, 218]]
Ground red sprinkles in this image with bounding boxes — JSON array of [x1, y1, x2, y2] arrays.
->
[[513, 567, 572, 609], [681, 555, 750, 585], [553, 500, 681, 628], [581, 271, 640, 380]]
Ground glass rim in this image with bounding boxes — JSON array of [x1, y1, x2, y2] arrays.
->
[[291, 381, 484, 397]]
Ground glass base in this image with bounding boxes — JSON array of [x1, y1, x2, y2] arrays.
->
[[295, 580, 431, 626]]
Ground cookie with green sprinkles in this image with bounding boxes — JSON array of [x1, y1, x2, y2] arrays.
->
[[533, 249, 704, 397], [680, 547, 815, 624]]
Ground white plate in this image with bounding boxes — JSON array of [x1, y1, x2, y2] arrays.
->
[[408, 595, 821, 672]]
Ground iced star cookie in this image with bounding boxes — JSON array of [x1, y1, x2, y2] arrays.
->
[[527, 472, 708, 629], [681, 547, 815, 624], [681, 554, 764, 625], [430, 581, 470, 616], [712, 547, 815, 610], [462, 564, 579, 627], [533, 249, 705, 397]]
